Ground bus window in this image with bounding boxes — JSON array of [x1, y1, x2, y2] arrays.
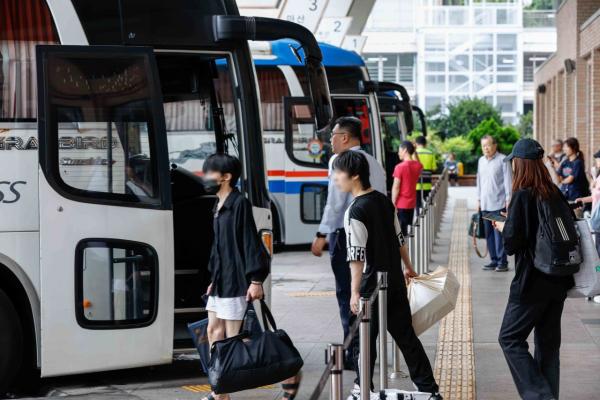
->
[[284, 96, 330, 169], [0, 0, 58, 121], [256, 67, 290, 133], [160, 55, 239, 176], [76, 239, 158, 328], [331, 97, 374, 155], [46, 52, 161, 206]]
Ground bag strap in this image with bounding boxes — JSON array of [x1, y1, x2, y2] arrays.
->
[[472, 220, 488, 258], [259, 299, 278, 331]]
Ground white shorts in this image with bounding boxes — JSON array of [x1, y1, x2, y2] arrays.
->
[[205, 295, 247, 321]]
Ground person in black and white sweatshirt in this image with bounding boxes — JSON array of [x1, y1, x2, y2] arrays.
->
[[332, 150, 442, 400]]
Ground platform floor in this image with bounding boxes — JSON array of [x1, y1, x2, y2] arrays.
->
[[24, 187, 600, 400]]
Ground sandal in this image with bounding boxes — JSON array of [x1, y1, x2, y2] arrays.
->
[[282, 372, 302, 399]]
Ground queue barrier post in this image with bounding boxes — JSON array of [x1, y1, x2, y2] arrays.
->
[[329, 343, 344, 400], [378, 272, 388, 390], [359, 297, 371, 400]]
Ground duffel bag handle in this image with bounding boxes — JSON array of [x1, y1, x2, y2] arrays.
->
[[259, 299, 278, 331]]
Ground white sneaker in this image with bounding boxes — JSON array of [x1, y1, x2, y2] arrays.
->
[[346, 384, 380, 400]]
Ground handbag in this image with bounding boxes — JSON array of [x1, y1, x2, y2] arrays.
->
[[207, 300, 303, 394], [468, 212, 488, 258], [591, 203, 600, 233], [187, 304, 262, 374]]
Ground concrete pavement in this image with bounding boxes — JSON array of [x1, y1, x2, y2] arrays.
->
[[19, 187, 600, 400]]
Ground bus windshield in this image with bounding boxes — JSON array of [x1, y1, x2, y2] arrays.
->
[[158, 54, 239, 175]]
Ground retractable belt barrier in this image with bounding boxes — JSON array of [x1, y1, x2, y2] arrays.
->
[[308, 170, 449, 400]]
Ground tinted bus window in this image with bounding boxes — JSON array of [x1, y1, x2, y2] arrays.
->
[[159, 55, 239, 175], [0, 0, 59, 121], [256, 67, 290, 132], [293, 66, 365, 94]]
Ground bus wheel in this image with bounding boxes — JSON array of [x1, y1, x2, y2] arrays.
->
[[0, 288, 23, 394]]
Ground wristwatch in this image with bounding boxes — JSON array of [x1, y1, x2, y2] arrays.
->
[[315, 232, 327, 238]]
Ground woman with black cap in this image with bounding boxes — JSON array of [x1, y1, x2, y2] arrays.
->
[[492, 138, 575, 400]]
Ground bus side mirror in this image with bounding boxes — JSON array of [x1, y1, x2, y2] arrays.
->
[[360, 80, 414, 134], [213, 15, 333, 129], [412, 106, 427, 136]]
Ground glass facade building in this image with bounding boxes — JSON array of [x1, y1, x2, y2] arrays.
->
[[363, 0, 556, 123]]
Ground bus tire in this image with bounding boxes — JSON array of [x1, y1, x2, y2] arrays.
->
[[0, 288, 23, 394]]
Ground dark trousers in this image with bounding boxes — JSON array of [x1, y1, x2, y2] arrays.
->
[[397, 208, 415, 236], [499, 297, 566, 400], [416, 189, 430, 213], [483, 209, 507, 266], [328, 229, 357, 361], [353, 288, 439, 393]]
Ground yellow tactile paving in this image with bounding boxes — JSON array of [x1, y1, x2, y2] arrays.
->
[[434, 200, 476, 400]]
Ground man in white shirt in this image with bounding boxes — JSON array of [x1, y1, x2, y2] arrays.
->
[[311, 116, 386, 368], [477, 135, 512, 272]]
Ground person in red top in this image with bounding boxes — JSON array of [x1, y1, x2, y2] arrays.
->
[[391, 140, 423, 235]]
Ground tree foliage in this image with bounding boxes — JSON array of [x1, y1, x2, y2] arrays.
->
[[466, 118, 520, 157], [517, 110, 533, 138], [426, 98, 503, 139]]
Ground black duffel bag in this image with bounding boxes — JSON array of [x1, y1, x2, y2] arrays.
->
[[208, 300, 303, 394], [468, 212, 486, 239]]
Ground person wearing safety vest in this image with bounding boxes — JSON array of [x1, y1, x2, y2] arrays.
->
[[415, 135, 437, 212]]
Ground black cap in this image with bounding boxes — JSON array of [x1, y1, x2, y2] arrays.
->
[[504, 138, 544, 162]]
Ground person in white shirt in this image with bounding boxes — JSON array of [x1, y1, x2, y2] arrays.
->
[[476, 135, 512, 272], [311, 116, 386, 369]]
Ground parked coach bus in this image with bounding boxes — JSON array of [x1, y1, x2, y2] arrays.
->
[[0, 0, 332, 391], [252, 40, 415, 245]]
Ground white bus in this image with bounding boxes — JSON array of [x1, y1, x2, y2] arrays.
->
[[252, 40, 417, 245], [0, 0, 333, 391]]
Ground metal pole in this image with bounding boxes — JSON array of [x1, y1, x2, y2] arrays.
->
[[359, 297, 371, 400], [419, 211, 426, 274], [378, 272, 388, 390], [329, 343, 344, 400]]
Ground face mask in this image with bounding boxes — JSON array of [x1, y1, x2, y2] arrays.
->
[[202, 178, 221, 194]]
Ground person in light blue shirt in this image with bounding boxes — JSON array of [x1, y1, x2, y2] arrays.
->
[[311, 116, 386, 369], [477, 135, 512, 272]]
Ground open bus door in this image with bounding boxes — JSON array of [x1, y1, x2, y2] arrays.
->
[[37, 45, 175, 376]]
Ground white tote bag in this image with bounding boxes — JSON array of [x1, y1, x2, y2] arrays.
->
[[568, 220, 600, 298], [408, 266, 460, 336]]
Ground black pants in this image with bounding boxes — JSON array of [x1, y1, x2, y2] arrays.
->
[[397, 208, 415, 236], [499, 296, 566, 400], [328, 229, 358, 362], [416, 189, 430, 213], [352, 288, 439, 393]]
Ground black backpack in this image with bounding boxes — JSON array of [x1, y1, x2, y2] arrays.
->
[[533, 193, 582, 276]]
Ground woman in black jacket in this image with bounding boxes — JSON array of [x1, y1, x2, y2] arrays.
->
[[493, 139, 574, 400]]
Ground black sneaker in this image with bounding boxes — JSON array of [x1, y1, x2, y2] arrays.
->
[[495, 264, 509, 272], [429, 393, 444, 400], [482, 262, 497, 271]]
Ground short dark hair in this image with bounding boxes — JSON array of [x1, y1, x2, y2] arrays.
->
[[202, 153, 242, 186], [415, 135, 427, 146], [400, 140, 415, 155], [594, 149, 600, 159], [334, 116, 362, 142], [333, 150, 371, 189]]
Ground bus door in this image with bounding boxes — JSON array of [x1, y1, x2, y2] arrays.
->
[[283, 97, 328, 244], [37, 46, 174, 376]]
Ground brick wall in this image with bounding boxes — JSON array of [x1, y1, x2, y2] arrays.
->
[[534, 0, 600, 161]]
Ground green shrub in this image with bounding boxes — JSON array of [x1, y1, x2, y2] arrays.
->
[[467, 118, 520, 158]]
